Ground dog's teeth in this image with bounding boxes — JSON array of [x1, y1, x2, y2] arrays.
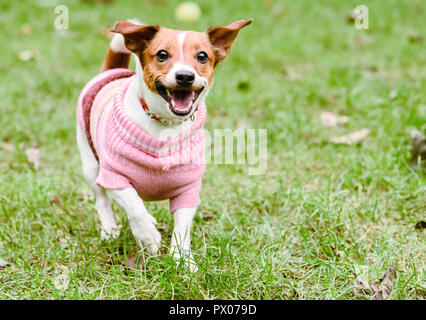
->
[[171, 100, 175, 108], [166, 89, 171, 96]]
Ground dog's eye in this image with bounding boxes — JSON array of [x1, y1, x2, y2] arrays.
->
[[156, 50, 169, 62], [196, 51, 208, 64]]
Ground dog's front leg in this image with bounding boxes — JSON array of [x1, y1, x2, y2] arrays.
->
[[170, 207, 198, 272], [107, 188, 161, 255]]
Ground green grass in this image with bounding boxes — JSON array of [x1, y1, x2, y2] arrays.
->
[[0, 0, 425, 299]]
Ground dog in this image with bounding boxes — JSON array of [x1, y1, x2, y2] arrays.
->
[[76, 18, 252, 271]]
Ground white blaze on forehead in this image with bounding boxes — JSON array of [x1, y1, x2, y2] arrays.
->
[[164, 32, 208, 90], [177, 31, 187, 62]]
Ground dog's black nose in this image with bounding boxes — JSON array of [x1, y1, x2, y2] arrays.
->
[[175, 71, 195, 87]]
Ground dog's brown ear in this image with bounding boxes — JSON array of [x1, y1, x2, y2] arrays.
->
[[206, 19, 253, 66], [111, 21, 159, 53]]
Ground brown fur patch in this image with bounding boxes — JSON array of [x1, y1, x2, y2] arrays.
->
[[207, 19, 253, 65], [100, 48, 131, 72]]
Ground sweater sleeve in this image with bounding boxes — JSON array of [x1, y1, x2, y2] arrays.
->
[[96, 164, 132, 190], [169, 180, 202, 213]]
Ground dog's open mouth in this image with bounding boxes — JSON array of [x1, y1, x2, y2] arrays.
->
[[155, 81, 204, 116]]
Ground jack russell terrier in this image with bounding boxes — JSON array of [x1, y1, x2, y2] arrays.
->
[[76, 18, 252, 271]]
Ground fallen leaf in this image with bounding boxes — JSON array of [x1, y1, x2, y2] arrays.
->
[[50, 198, 63, 206], [0, 142, 14, 152], [353, 264, 369, 279], [202, 212, 215, 220], [283, 66, 302, 81], [363, 66, 379, 77], [377, 265, 397, 299], [354, 265, 397, 300], [264, 0, 273, 9], [354, 277, 379, 297], [127, 254, 147, 269], [304, 182, 316, 190], [389, 90, 398, 100], [58, 237, 70, 247], [53, 266, 70, 291], [18, 50, 35, 61], [117, 254, 146, 269], [330, 128, 370, 145], [20, 24, 32, 35], [414, 221, 426, 230], [156, 223, 169, 232], [125, 254, 138, 269], [354, 36, 364, 48], [272, 4, 285, 18], [320, 111, 349, 127], [408, 34, 423, 43], [25, 147, 41, 170], [354, 35, 374, 49], [410, 129, 426, 168], [346, 10, 361, 23], [0, 257, 12, 270]]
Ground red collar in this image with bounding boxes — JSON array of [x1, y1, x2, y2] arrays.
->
[[139, 97, 163, 122], [139, 97, 196, 124]]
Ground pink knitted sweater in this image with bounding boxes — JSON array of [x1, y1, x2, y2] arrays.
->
[[77, 69, 206, 212]]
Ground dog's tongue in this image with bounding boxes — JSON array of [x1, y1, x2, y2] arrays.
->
[[170, 90, 194, 112]]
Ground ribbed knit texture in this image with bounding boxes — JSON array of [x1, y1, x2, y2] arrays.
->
[[77, 69, 206, 212]]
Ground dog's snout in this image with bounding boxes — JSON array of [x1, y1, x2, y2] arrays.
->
[[175, 70, 195, 87]]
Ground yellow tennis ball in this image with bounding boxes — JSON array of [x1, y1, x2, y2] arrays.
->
[[175, 2, 201, 22]]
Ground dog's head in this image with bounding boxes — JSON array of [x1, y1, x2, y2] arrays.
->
[[111, 19, 252, 121]]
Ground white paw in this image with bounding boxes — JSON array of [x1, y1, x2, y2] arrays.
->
[[130, 214, 161, 255], [170, 246, 199, 273], [100, 224, 122, 240]]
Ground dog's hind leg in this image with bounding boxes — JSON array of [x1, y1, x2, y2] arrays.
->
[[76, 124, 121, 239]]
